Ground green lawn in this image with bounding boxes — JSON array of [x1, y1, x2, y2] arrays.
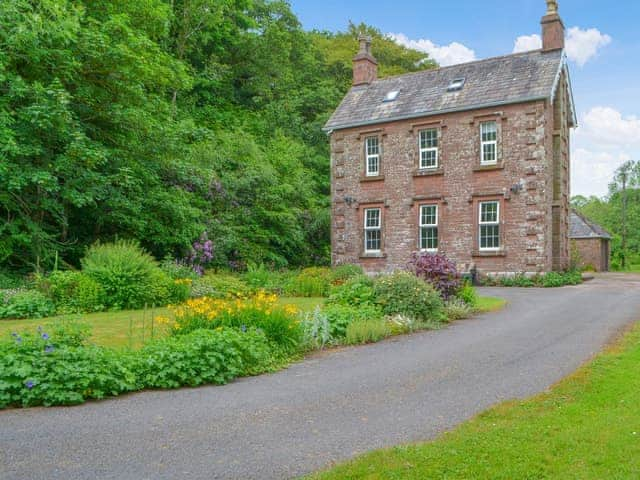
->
[[0, 297, 325, 349], [308, 323, 640, 480], [476, 296, 507, 313]]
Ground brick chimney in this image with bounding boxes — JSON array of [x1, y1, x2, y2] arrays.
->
[[353, 35, 378, 86], [541, 0, 565, 52]]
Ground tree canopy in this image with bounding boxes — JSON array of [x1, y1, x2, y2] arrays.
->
[[0, 0, 436, 272]]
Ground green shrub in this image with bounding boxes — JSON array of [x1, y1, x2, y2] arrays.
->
[[242, 265, 295, 294], [81, 240, 164, 309], [345, 319, 390, 345], [373, 271, 444, 323], [456, 282, 479, 308], [285, 267, 332, 297], [444, 298, 474, 320], [0, 270, 26, 289], [499, 273, 537, 287], [327, 274, 376, 307], [191, 273, 250, 299], [159, 256, 199, 280], [300, 307, 332, 349], [0, 326, 136, 408], [330, 264, 364, 285], [322, 303, 383, 339], [0, 290, 55, 319], [37, 271, 105, 314], [134, 328, 273, 388], [541, 270, 582, 288]]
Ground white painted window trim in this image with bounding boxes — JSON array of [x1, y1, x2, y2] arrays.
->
[[419, 129, 439, 170], [419, 204, 438, 252], [480, 121, 498, 166], [364, 208, 382, 253], [479, 201, 500, 251], [365, 136, 380, 176]]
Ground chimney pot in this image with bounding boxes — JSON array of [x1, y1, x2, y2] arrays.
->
[[353, 34, 378, 86], [541, 0, 565, 51]]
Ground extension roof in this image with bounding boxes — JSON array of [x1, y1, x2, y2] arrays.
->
[[325, 49, 576, 131], [570, 211, 612, 239]]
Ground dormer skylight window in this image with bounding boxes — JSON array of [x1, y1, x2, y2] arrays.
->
[[383, 90, 400, 102], [447, 78, 466, 92]]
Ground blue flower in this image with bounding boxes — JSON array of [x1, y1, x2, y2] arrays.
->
[[14, 335, 22, 344], [24, 380, 35, 389], [240, 325, 247, 333], [41, 333, 49, 340], [45, 345, 55, 354]]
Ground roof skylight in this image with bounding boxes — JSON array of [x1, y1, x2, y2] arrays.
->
[[383, 90, 400, 102], [447, 78, 466, 92]]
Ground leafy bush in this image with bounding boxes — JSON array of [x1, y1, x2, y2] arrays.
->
[[160, 257, 199, 281], [408, 252, 461, 299], [323, 304, 383, 339], [541, 270, 582, 288], [489, 271, 582, 288], [242, 265, 295, 294], [191, 273, 250, 299], [81, 240, 164, 309], [285, 267, 332, 297], [498, 273, 537, 287], [444, 298, 474, 320], [456, 282, 479, 308], [165, 293, 302, 352], [330, 264, 364, 285], [0, 270, 26, 289], [327, 274, 376, 307], [134, 328, 273, 389], [0, 326, 136, 408], [37, 271, 105, 314], [0, 290, 55, 319], [300, 307, 332, 349], [345, 319, 390, 345], [373, 271, 444, 323]]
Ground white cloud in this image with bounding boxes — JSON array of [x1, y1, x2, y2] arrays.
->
[[513, 34, 542, 53], [572, 107, 640, 197], [512, 27, 611, 66], [565, 27, 611, 66], [388, 33, 476, 67], [578, 107, 640, 148]]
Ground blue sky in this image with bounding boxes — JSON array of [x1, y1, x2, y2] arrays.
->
[[291, 0, 640, 197]]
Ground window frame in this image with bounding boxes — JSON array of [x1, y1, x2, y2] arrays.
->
[[418, 128, 439, 170], [419, 204, 439, 252], [478, 201, 500, 251], [480, 121, 498, 166], [363, 207, 382, 253], [365, 136, 381, 177]]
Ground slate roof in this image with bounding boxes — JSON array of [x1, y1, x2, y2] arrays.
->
[[325, 49, 573, 131], [570, 211, 612, 239]]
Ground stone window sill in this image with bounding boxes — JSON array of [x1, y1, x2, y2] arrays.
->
[[473, 163, 504, 172], [472, 249, 507, 257], [413, 168, 444, 177], [360, 175, 385, 183], [360, 252, 387, 259]]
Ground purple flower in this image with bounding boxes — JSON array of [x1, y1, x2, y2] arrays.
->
[[24, 380, 35, 389], [45, 345, 55, 354], [41, 333, 50, 340]]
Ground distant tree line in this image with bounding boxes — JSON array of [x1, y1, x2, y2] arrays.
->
[[0, 0, 436, 273]]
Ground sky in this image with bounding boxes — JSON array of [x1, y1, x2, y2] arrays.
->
[[290, 0, 640, 198]]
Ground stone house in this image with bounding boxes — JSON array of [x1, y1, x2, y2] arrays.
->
[[324, 1, 576, 276], [570, 211, 611, 271]]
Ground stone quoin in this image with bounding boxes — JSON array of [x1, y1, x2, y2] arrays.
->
[[324, 1, 576, 276]]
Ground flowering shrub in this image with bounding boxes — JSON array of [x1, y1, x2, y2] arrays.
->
[[373, 271, 444, 323], [0, 326, 136, 408], [159, 292, 302, 352], [186, 232, 214, 275], [408, 252, 461, 300], [0, 290, 55, 319]]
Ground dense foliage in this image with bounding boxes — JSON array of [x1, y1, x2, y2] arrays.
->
[[0, 0, 436, 273], [408, 252, 461, 299]]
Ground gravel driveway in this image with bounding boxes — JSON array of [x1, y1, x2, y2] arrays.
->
[[2, 273, 639, 480]]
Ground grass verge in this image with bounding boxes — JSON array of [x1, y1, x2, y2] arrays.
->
[[0, 297, 325, 349], [476, 296, 507, 313], [308, 322, 640, 480]]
